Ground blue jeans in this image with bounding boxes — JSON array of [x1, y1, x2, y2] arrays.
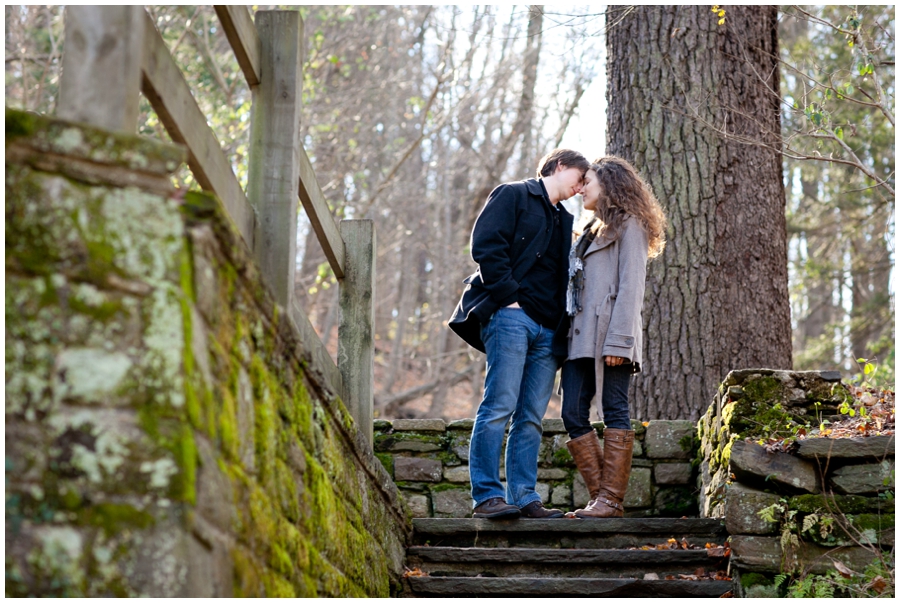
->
[[470, 308, 558, 508], [561, 357, 632, 436]]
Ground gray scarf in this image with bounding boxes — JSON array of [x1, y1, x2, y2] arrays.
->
[[565, 218, 598, 316]]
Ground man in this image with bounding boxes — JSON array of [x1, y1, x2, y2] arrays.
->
[[449, 149, 589, 519]]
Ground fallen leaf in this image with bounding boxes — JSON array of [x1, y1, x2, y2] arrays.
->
[[664, 575, 676, 580], [681, 538, 690, 550], [866, 575, 887, 594], [833, 560, 856, 578], [642, 421, 650, 427], [707, 547, 726, 558], [719, 591, 734, 597], [644, 573, 659, 580], [402, 567, 428, 577]]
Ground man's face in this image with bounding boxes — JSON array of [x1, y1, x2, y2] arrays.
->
[[556, 165, 585, 199]]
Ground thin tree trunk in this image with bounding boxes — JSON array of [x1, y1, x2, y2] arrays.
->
[[606, 6, 792, 420]]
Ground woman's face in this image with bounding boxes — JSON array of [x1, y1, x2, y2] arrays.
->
[[582, 169, 602, 211]]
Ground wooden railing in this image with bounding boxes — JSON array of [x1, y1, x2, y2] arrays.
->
[[56, 6, 375, 446]]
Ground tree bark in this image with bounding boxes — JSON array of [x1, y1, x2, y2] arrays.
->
[[606, 6, 792, 420]]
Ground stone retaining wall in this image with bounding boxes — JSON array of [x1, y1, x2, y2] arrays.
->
[[374, 418, 701, 517], [5, 110, 408, 597], [697, 369, 895, 597]]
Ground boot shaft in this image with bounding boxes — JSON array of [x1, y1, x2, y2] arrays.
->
[[597, 428, 634, 501], [566, 430, 604, 499]]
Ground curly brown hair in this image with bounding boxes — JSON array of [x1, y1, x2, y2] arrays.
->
[[587, 156, 667, 259]]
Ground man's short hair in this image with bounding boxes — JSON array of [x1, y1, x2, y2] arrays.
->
[[536, 149, 590, 178]]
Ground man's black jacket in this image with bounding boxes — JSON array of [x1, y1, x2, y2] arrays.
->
[[448, 178, 574, 355]]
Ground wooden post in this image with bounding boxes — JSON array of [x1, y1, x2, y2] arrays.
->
[[246, 11, 303, 309], [58, 6, 145, 132], [339, 220, 376, 448]]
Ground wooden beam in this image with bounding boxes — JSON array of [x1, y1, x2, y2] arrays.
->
[[246, 10, 303, 309], [58, 6, 144, 132], [291, 299, 343, 397], [213, 6, 260, 87], [338, 220, 376, 448], [298, 145, 346, 279], [139, 10, 255, 248]]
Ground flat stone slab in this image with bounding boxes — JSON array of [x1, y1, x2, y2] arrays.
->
[[541, 418, 567, 434], [447, 418, 475, 430], [724, 483, 779, 535], [413, 517, 727, 536], [388, 440, 442, 452], [797, 435, 894, 460], [443, 465, 470, 483], [654, 462, 693, 485], [830, 460, 894, 495], [408, 576, 732, 597], [623, 467, 652, 507], [401, 492, 430, 518], [432, 488, 471, 518], [729, 440, 819, 493], [408, 546, 717, 565], [730, 535, 878, 574], [645, 420, 694, 459], [391, 419, 446, 432], [394, 457, 442, 482]]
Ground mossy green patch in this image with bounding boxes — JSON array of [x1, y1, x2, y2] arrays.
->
[[77, 503, 155, 537]]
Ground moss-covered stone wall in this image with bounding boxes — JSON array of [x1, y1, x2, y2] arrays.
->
[[5, 109, 409, 597]]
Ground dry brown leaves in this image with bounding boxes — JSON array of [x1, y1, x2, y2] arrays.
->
[[402, 567, 428, 577], [628, 539, 731, 557]]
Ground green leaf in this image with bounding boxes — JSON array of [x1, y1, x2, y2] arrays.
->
[[835, 127, 843, 140], [864, 362, 874, 375]]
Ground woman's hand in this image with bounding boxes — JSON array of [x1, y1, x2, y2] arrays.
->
[[604, 355, 626, 366]]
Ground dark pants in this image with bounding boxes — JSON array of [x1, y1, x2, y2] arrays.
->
[[561, 357, 632, 437]]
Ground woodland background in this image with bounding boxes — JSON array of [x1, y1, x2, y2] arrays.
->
[[6, 5, 894, 421]]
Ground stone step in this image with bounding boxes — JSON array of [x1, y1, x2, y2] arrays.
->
[[406, 576, 733, 597], [407, 546, 726, 579], [412, 517, 727, 549]]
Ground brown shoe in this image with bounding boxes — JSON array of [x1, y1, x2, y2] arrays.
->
[[575, 429, 634, 519], [519, 500, 564, 518], [473, 497, 520, 519], [567, 431, 604, 512]]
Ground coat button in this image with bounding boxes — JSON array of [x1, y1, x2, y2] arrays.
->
[[574, 329, 580, 335], [536, 252, 542, 258]]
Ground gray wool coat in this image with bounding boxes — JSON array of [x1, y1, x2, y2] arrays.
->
[[568, 215, 649, 398]]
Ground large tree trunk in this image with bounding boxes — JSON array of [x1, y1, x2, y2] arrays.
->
[[606, 6, 792, 420]]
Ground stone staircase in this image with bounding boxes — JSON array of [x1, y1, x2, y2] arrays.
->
[[403, 517, 733, 597]]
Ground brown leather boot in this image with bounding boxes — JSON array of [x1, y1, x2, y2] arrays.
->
[[575, 429, 634, 518], [566, 431, 604, 512]]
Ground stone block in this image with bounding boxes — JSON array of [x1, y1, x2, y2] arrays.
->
[[432, 488, 471, 518], [443, 465, 470, 483], [623, 467, 652, 507], [645, 420, 694, 459], [373, 419, 393, 432], [797, 435, 894, 460], [541, 418, 567, 434], [391, 419, 446, 432], [450, 433, 470, 461], [551, 484, 572, 506], [632, 440, 644, 457], [537, 468, 568, 480], [194, 436, 235, 533], [830, 460, 894, 495], [394, 457, 442, 482], [536, 482, 550, 504], [387, 440, 442, 452], [731, 535, 879, 574], [653, 462, 692, 485], [400, 492, 430, 518], [573, 473, 590, 508], [730, 440, 819, 493], [724, 483, 779, 535], [630, 419, 647, 436], [653, 486, 698, 517], [447, 418, 475, 430]]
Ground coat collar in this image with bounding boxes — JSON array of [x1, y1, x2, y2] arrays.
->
[[584, 215, 633, 255], [522, 178, 546, 198]]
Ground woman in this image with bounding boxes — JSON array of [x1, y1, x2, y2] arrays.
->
[[561, 156, 667, 518]]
